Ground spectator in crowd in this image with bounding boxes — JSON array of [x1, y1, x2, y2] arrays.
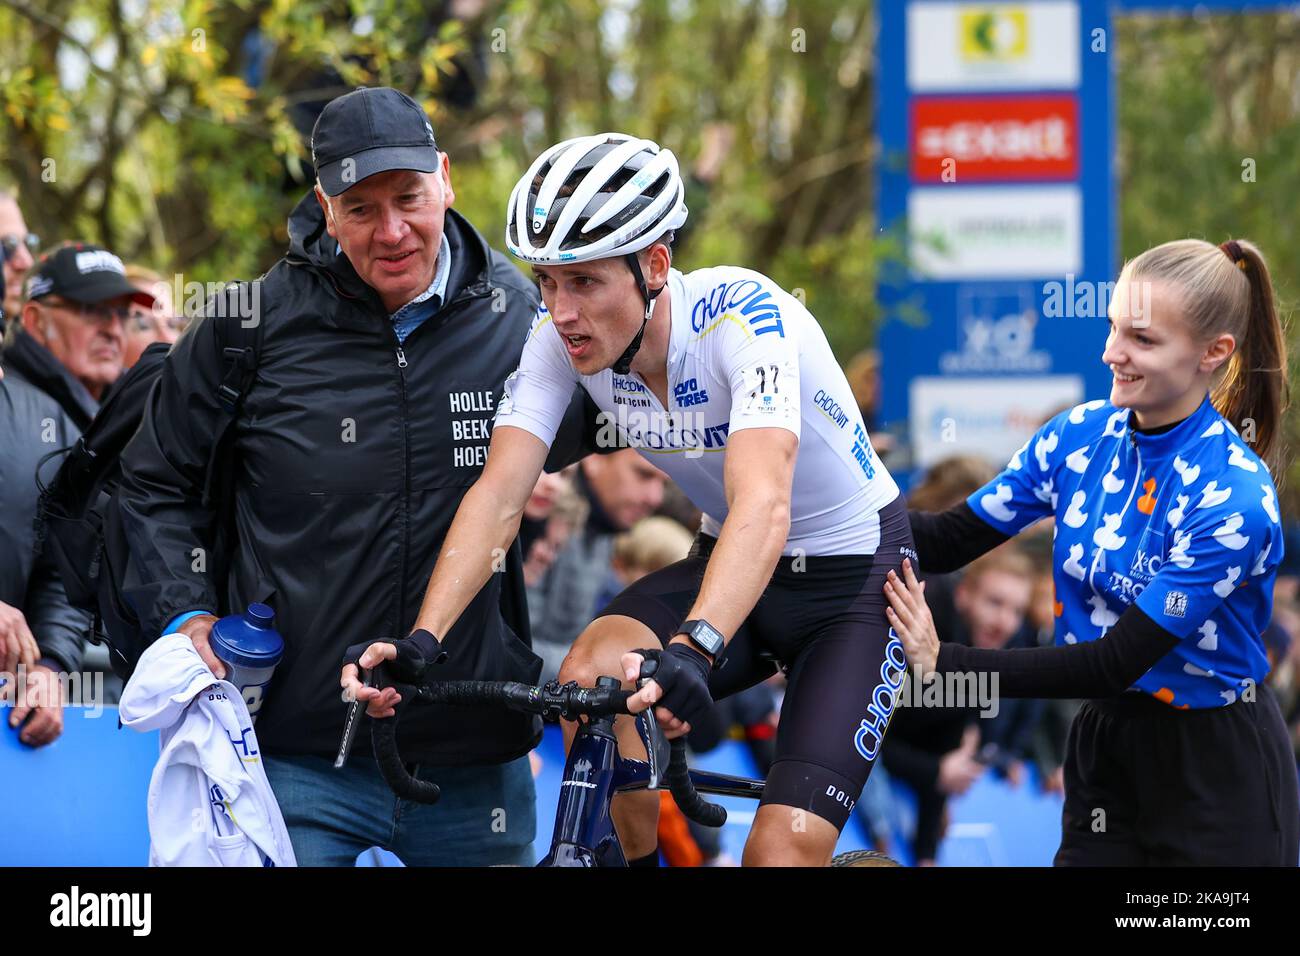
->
[[116, 87, 590, 866], [673, 122, 734, 255], [0, 190, 37, 323], [844, 349, 895, 458], [1275, 522, 1300, 606], [880, 545, 1034, 865], [907, 454, 1000, 512], [0, 253, 89, 747], [521, 473, 588, 590], [1267, 599, 1300, 763], [654, 478, 702, 533], [902, 455, 999, 645], [122, 265, 183, 369], [3, 243, 153, 429], [528, 449, 668, 682], [519, 470, 569, 560], [1263, 618, 1293, 681], [977, 554, 1053, 788], [596, 514, 696, 610]]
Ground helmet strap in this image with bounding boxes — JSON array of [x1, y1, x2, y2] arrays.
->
[[612, 251, 664, 375]]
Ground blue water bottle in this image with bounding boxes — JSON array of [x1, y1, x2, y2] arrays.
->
[[209, 603, 284, 722]]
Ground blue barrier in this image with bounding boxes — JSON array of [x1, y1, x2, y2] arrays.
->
[[0, 706, 156, 866], [1, 713, 1064, 866]]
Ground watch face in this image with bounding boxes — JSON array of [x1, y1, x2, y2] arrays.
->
[[688, 620, 724, 655]]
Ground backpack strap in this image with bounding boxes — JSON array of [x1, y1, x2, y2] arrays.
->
[[202, 285, 264, 509], [192, 286, 265, 617], [213, 291, 263, 415]]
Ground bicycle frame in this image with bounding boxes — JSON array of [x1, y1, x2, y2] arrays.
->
[[539, 709, 766, 867]]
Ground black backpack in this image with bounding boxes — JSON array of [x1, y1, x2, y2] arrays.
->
[[35, 311, 261, 680]]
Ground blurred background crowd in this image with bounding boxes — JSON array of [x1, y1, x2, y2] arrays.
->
[[3, 0, 1300, 865]]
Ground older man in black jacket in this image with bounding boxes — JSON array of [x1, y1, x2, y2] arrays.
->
[[0, 250, 92, 747], [117, 88, 589, 866]]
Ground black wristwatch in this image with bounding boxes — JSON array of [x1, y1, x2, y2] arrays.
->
[[674, 619, 726, 662]]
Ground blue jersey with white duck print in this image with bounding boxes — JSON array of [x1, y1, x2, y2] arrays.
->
[[966, 396, 1283, 709]]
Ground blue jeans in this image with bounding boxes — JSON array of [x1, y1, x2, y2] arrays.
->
[[264, 752, 537, 866]]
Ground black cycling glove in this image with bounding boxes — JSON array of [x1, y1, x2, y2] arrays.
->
[[343, 629, 447, 685], [638, 643, 714, 727]]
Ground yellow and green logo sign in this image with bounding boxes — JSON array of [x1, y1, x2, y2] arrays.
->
[[960, 8, 1029, 61]]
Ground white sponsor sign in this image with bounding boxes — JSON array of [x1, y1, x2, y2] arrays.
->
[[908, 185, 1082, 279], [907, 2, 1080, 92], [910, 375, 1084, 470]]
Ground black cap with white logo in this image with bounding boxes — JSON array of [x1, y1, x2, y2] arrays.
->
[[26, 242, 154, 306], [311, 87, 440, 196]]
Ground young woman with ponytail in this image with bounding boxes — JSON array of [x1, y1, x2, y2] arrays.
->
[[891, 238, 1297, 865]]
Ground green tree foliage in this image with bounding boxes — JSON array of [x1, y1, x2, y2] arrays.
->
[[1115, 10, 1300, 500], [0, 2, 1295, 486], [0, 0, 883, 352]]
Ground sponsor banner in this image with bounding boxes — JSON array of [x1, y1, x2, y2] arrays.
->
[[906, 2, 1080, 92], [941, 283, 1053, 374], [908, 185, 1082, 279], [909, 374, 1085, 469], [911, 94, 1079, 182]]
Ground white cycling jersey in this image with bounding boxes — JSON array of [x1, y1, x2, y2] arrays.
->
[[494, 265, 900, 556]]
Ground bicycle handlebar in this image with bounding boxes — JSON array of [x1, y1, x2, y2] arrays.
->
[[417, 678, 636, 721], [370, 678, 636, 806], [367, 675, 728, 827], [667, 737, 728, 826]]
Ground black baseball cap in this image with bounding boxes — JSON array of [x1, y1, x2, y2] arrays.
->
[[26, 242, 154, 306], [312, 87, 440, 196]]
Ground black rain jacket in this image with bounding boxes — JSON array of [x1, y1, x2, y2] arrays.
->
[[117, 192, 594, 764]]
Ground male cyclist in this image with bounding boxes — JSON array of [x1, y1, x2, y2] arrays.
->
[[342, 134, 912, 866]]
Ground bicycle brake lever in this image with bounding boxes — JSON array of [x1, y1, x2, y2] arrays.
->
[[335, 666, 372, 769], [636, 671, 667, 789]]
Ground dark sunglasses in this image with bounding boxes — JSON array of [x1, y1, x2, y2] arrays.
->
[[1, 233, 40, 258]]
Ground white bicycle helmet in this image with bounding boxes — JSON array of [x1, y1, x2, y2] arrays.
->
[[505, 133, 688, 265], [506, 133, 689, 373]]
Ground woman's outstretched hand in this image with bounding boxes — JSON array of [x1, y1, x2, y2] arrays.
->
[[885, 558, 940, 675]]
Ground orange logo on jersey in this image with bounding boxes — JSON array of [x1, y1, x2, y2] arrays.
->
[[1137, 477, 1158, 515], [1053, 600, 1064, 618], [1154, 687, 1190, 709]]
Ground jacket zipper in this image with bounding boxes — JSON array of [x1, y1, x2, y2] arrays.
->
[[393, 332, 411, 642], [1086, 431, 1144, 622], [387, 284, 497, 639], [1122, 431, 1143, 516]]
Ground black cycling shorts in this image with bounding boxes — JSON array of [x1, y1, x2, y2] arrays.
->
[[1055, 683, 1300, 866], [596, 493, 914, 831]]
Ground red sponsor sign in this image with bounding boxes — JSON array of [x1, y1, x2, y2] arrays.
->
[[910, 94, 1079, 182]]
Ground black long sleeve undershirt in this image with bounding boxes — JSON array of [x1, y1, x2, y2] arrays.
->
[[908, 503, 1011, 573], [935, 604, 1179, 699]]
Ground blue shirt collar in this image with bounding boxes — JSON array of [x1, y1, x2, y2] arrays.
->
[[390, 232, 452, 319], [389, 232, 452, 344], [1126, 393, 1221, 461]]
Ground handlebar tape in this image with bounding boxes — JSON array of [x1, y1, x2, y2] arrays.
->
[[666, 737, 727, 827], [370, 714, 442, 805]]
